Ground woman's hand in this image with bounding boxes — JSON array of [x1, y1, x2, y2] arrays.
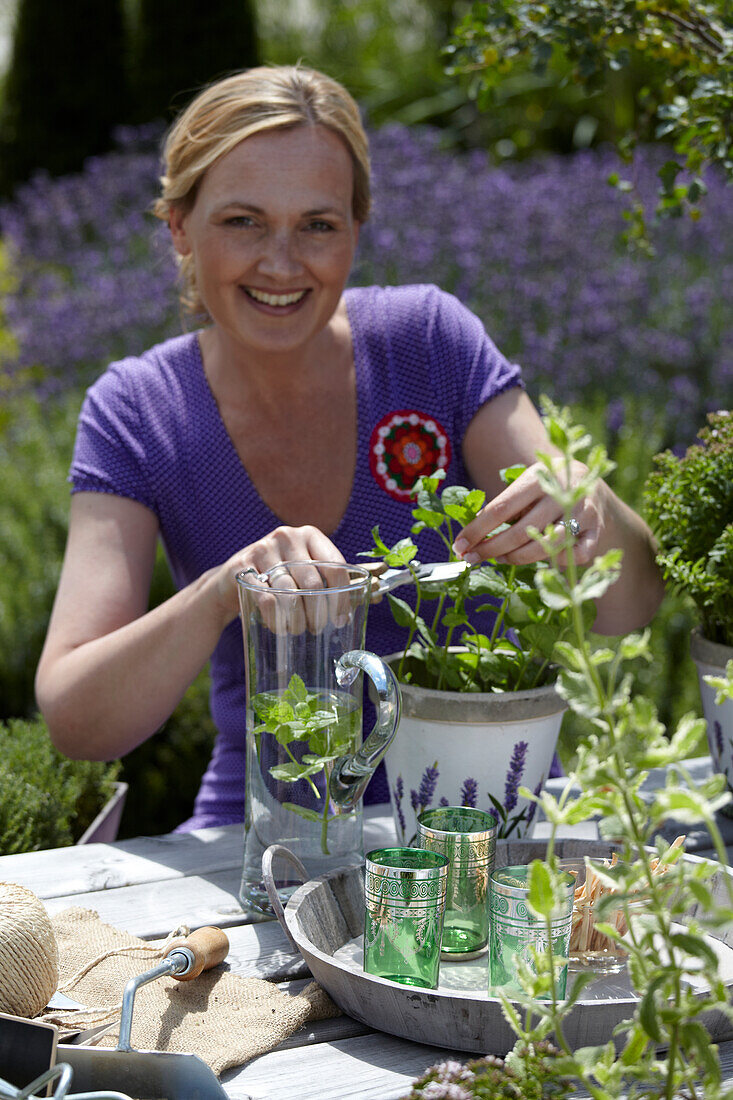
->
[[214, 524, 348, 633], [452, 459, 607, 568]]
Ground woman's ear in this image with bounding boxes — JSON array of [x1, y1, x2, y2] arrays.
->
[[169, 205, 191, 256]]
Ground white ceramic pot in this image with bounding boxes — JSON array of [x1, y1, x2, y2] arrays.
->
[[381, 656, 567, 842], [690, 630, 733, 812]]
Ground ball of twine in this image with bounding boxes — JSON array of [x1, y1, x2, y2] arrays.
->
[[0, 882, 59, 1017]]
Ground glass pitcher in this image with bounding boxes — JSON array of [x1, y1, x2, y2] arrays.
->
[[236, 561, 400, 916]]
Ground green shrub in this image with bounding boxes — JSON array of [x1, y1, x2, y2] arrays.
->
[[644, 410, 733, 646], [0, 391, 80, 719], [0, 715, 120, 853]]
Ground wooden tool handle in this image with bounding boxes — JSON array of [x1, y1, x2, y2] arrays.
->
[[164, 925, 229, 981]]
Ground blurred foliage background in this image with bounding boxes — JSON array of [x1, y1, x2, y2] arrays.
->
[[0, 0, 727, 842]]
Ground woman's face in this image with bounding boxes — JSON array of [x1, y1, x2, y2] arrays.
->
[[169, 125, 360, 362]]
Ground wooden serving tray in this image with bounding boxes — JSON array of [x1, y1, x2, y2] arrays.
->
[[282, 839, 733, 1054]]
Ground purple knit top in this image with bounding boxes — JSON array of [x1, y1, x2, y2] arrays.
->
[[69, 284, 523, 828]]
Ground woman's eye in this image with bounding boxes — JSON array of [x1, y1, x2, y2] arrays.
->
[[225, 215, 255, 228]]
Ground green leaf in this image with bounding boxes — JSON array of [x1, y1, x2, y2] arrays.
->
[[619, 1026, 648, 1066], [639, 974, 666, 1042], [653, 788, 711, 823], [534, 570, 572, 610], [499, 464, 526, 485], [269, 760, 324, 783], [302, 752, 340, 768], [467, 568, 511, 599], [281, 802, 322, 823], [573, 1045, 610, 1071], [384, 538, 419, 568], [287, 674, 308, 704], [669, 931, 719, 969], [686, 880, 713, 909], [527, 860, 553, 918], [619, 632, 651, 660], [442, 608, 469, 628], [386, 593, 419, 629], [411, 506, 445, 530], [678, 1020, 721, 1082]]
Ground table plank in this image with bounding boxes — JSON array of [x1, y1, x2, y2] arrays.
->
[[0, 825, 244, 897], [225, 1033, 733, 1100], [222, 1032, 458, 1100], [0, 807, 397, 901]]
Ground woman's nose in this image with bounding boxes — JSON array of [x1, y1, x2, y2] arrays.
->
[[256, 230, 303, 278]]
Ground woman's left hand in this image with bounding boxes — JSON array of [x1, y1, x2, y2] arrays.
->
[[451, 458, 607, 568]]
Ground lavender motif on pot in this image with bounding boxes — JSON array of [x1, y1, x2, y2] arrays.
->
[[393, 745, 546, 845], [460, 777, 478, 809]]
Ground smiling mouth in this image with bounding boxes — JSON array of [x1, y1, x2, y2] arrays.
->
[[244, 287, 309, 307]]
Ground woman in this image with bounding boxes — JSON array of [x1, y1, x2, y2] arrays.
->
[[35, 65, 664, 828]]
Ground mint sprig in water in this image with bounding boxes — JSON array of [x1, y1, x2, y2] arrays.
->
[[252, 673, 358, 855]]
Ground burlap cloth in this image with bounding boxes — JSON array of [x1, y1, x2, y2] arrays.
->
[[40, 908, 338, 1076]]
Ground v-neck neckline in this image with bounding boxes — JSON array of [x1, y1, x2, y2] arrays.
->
[[189, 297, 364, 540]]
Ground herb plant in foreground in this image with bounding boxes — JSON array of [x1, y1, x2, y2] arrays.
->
[[643, 409, 733, 647], [251, 673, 360, 856], [423, 399, 733, 1099]]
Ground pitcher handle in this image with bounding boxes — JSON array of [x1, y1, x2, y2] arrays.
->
[[261, 844, 309, 954], [329, 650, 401, 812]]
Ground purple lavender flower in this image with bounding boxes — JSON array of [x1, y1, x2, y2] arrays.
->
[[460, 777, 478, 808], [1, 125, 730, 447], [715, 721, 724, 759], [417, 761, 440, 811], [503, 740, 529, 815], [439, 796, 450, 807], [410, 788, 420, 814], [525, 777, 544, 830], [393, 776, 406, 838]]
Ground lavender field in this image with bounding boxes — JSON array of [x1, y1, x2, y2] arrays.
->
[[1, 123, 731, 445]]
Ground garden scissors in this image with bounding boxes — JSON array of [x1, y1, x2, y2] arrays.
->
[[361, 560, 470, 601]]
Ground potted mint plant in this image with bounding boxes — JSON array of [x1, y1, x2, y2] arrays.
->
[[643, 409, 733, 801], [363, 426, 609, 842]]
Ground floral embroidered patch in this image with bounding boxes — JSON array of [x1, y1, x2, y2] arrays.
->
[[369, 410, 451, 501]]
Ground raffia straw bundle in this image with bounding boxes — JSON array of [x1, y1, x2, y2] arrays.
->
[[0, 882, 59, 1016]]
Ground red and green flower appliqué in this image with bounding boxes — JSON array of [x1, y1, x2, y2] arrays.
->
[[369, 410, 451, 501]]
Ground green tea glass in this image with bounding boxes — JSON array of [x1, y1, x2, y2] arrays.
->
[[364, 847, 449, 989], [489, 864, 575, 999], [417, 806, 497, 959]]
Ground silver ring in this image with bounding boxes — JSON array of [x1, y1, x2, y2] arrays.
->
[[560, 518, 581, 538], [266, 564, 291, 583], [237, 566, 270, 584]]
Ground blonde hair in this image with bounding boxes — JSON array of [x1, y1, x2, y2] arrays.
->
[[154, 65, 371, 316]]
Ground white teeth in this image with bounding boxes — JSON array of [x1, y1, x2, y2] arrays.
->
[[246, 288, 307, 306]]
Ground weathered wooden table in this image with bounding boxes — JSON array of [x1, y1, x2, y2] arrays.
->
[[4, 768, 733, 1099]]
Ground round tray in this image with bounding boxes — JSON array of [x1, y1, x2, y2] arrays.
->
[[280, 839, 733, 1054]]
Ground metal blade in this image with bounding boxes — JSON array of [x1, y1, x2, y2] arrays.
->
[[375, 560, 469, 595]]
